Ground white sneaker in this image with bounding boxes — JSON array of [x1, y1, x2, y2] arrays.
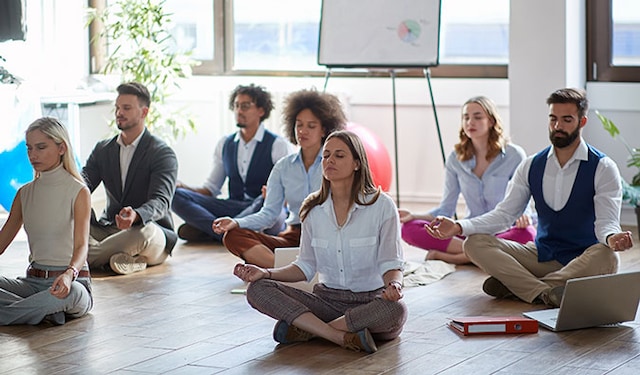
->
[[109, 253, 147, 275]]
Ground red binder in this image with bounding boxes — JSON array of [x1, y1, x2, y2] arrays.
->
[[448, 316, 538, 336]]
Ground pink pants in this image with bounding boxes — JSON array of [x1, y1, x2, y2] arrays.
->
[[401, 219, 536, 252]]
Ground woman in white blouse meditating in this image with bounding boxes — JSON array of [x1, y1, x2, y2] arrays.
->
[[233, 130, 407, 354]]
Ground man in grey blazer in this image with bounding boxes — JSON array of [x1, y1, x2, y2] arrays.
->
[[82, 82, 178, 275]]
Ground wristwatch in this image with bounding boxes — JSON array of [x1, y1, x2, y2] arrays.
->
[[67, 265, 79, 281]]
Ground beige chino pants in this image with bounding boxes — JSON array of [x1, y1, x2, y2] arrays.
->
[[464, 234, 619, 303], [88, 222, 168, 269]]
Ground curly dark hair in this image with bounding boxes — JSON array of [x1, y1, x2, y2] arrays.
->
[[281, 89, 347, 145], [228, 83, 274, 122]]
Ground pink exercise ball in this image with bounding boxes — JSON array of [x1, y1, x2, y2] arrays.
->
[[346, 122, 393, 192]]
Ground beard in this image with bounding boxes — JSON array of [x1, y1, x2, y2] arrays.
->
[[549, 126, 580, 148], [117, 119, 137, 131]]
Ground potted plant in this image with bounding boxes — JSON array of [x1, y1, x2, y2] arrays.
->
[[0, 55, 21, 84], [87, 0, 198, 143], [595, 111, 640, 234]]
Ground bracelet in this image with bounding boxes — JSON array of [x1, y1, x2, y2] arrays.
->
[[66, 265, 79, 281], [266, 269, 272, 279], [388, 280, 402, 289]]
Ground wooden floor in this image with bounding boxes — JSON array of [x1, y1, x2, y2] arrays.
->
[[1, 228, 640, 374]]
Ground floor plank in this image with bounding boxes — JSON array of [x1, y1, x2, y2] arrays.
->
[[0, 224, 639, 374]]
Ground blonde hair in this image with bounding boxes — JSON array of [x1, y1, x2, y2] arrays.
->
[[299, 130, 380, 221], [26, 117, 83, 181], [454, 96, 506, 161]]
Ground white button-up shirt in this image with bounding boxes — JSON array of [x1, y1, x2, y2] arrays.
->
[[294, 192, 404, 292], [203, 124, 292, 198], [116, 130, 144, 191], [459, 139, 623, 244]]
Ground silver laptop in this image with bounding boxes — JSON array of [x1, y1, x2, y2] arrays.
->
[[523, 272, 640, 332]]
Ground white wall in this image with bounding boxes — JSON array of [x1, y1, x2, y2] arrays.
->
[[509, 0, 640, 225], [586, 83, 640, 180], [509, 0, 586, 152]]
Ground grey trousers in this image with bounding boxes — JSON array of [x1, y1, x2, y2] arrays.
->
[[247, 279, 408, 341], [0, 265, 93, 325], [464, 234, 619, 303], [88, 222, 168, 268]]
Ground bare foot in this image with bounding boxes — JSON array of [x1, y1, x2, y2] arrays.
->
[[425, 250, 472, 265]]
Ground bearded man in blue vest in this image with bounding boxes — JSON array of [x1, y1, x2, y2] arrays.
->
[[425, 88, 634, 307], [172, 84, 291, 242]]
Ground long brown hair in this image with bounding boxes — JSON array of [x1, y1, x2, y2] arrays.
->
[[300, 130, 380, 221], [454, 96, 506, 161]]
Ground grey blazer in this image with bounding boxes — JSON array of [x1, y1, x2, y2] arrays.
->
[[82, 129, 179, 254]]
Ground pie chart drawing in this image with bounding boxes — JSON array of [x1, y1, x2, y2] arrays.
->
[[397, 20, 421, 43]]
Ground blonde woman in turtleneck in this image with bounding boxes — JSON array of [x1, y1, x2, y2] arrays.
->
[[0, 117, 92, 325]]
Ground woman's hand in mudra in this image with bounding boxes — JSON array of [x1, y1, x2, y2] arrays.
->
[[233, 263, 269, 282], [424, 216, 461, 239]]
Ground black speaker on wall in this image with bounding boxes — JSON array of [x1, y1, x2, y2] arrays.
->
[[0, 0, 26, 42]]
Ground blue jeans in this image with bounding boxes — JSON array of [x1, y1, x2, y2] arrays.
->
[[171, 188, 286, 241]]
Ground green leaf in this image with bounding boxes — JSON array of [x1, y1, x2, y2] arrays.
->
[[622, 180, 640, 206], [87, 0, 199, 143], [595, 110, 620, 138]]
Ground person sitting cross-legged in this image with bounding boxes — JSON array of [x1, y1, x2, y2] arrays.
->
[[213, 89, 346, 267], [82, 82, 178, 275], [234, 131, 407, 354], [426, 88, 633, 307], [172, 83, 291, 243]]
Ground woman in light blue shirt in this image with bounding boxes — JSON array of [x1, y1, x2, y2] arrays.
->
[[399, 96, 536, 264], [214, 89, 346, 267], [233, 130, 407, 354]]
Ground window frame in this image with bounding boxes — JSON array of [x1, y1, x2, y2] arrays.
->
[[191, 0, 225, 75], [222, 0, 507, 78], [587, 0, 640, 82], [89, 0, 226, 75], [90, 0, 508, 79]]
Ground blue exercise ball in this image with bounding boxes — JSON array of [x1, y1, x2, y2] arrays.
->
[[0, 140, 33, 211]]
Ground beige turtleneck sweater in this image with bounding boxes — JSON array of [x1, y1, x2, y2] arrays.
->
[[20, 163, 85, 266]]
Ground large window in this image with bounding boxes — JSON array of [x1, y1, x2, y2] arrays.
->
[[162, 0, 222, 74], [227, 0, 508, 77], [588, 0, 640, 82], [96, 0, 510, 78], [231, 0, 321, 72], [439, 0, 508, 65]]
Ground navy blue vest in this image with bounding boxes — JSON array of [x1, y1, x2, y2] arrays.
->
[[222, 130, 277, 201], [529, 145, 604, 265]]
